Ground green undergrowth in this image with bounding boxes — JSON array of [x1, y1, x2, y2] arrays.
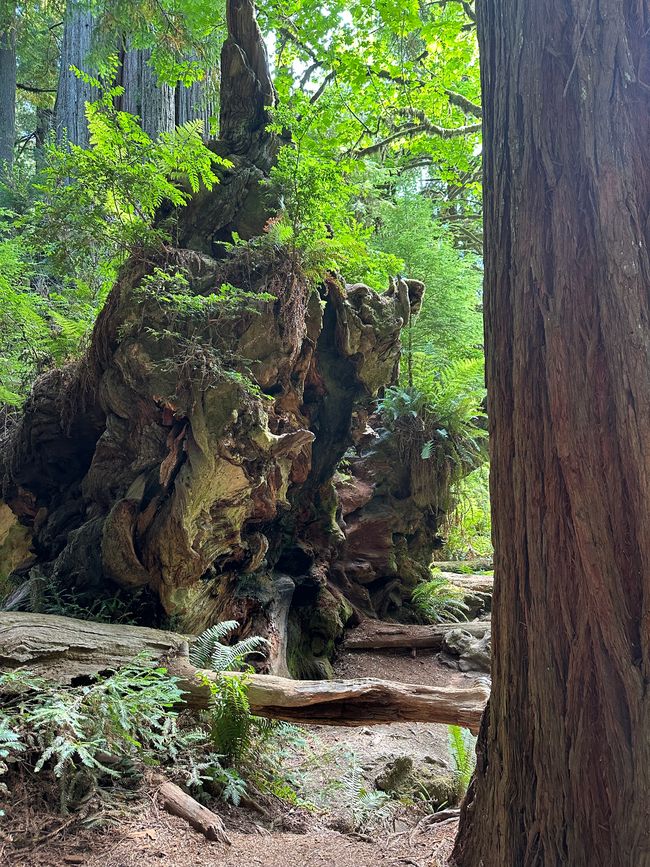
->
[[439, 464, 493, 561], [448, 724, 477, 796], [0, 622, 309, 823], [411, 575, 469, 624]]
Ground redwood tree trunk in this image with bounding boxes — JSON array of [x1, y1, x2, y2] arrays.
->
[[0, 2, 16, 172], [55, 1, 95, 147], [120, 47, 176, 139], [452, 3, 650, 867]]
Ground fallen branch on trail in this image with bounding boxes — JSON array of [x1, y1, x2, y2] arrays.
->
[[151, 774, 231, 844], [0, 612, 488, 733], [343, 618, 490, 651]]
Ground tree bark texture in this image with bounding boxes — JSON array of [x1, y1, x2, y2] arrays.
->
[[0, 2, 16, 172], [452, 2, 650, 866], [120, 47, 176, 139], [55, 1, 95, 147], [0, 612, 489, 732]]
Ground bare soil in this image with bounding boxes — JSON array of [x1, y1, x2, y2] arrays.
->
[[1, 650, 481, 867]]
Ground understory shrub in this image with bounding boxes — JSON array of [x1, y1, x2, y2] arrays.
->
[[411, 576, 469, 624], [447, 724, 476, 796]]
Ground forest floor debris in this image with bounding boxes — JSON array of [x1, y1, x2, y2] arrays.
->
[[1, 649, 482, 867]]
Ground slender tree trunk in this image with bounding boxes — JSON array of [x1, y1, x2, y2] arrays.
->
[[452, 2, 650, 866], [55, 1, 95, 147], [0, 1, 16, 172], [34, 107, 53, 170]]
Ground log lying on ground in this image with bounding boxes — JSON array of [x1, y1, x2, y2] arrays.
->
[[343, 618, 490, 651], [443, 573, 493, 596], [152, 774, 231, 844], [0, 612, 488, 733], [433, 559, 493, 573]]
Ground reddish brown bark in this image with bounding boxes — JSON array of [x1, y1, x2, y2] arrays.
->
[[452, 2, 650, 866]]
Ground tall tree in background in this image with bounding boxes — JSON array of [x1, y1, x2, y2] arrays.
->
[[452, 1, 650, 865], [55, 0, 95, 146], [0, 1, 16, 170]]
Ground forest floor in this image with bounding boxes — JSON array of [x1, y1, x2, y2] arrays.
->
[[2, 648, 487, 867]]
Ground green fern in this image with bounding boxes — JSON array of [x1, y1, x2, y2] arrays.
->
[[190, 620, 268, 672], [447, 725, 476, 794], [411, 577, 469, 624], [192, 622, 272, 766], [0, 659, 186, 811], [339, 754, 391, 829]]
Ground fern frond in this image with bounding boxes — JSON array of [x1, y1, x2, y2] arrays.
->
[[189, 621, 240, 667]]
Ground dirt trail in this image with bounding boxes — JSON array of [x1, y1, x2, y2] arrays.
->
[[3, 650, 483, 867]]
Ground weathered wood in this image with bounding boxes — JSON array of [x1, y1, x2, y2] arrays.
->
[[432, 559, 492, 573], [343, 618, 489, 651], [0, 612, 488, 733], [442, 574, 493, 596], [152, 775, 231, 844]]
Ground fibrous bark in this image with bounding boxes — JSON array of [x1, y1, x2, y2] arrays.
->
[[0, 612, 489, 732], [0, 2, 16, 172], [452, 1, 650, 865], [119, 45, 179, 140], [55, 1, 95, 147]]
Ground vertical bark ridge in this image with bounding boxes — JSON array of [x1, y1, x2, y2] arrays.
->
[[452, 1, 650, 865]]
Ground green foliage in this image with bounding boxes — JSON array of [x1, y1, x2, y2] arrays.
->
[[447, 725, 476, 795], [35, 71, 225, 260], [411, 576, 468, 624], [189, 620, 269, 672], [340, 756, 391, 829], [0, 81, 227, 406], [373, 195, 483, 367], [192, 621, 274, 766], [440, 465, 492, 560], [267, 132, 401, 285], [377, 356, 487, 485], [262, 0, 480, 185], [87, 0, 226, 87], [0, 659, 186, 811]]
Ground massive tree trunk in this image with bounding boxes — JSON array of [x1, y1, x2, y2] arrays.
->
[[120, 47, 176, 139], [452, 2, 650, 866], [0, 1, 16, 172], [55, 1, 95, 147], [176, 73, 218, 138]]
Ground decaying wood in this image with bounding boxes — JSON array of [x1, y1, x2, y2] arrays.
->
[[343, 618, 489, 651], [443, 574, 493, 596], [151, 774, 231, 844], [432, 559, 492, 573], [0, 612, 488, 733]]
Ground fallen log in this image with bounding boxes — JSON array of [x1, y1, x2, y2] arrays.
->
[[432, 558, 493, 573], [343, 618, 490, 651], [442, 573, 493, 596], [152, 774, 231, 845], [0, 612, 488, 733]]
